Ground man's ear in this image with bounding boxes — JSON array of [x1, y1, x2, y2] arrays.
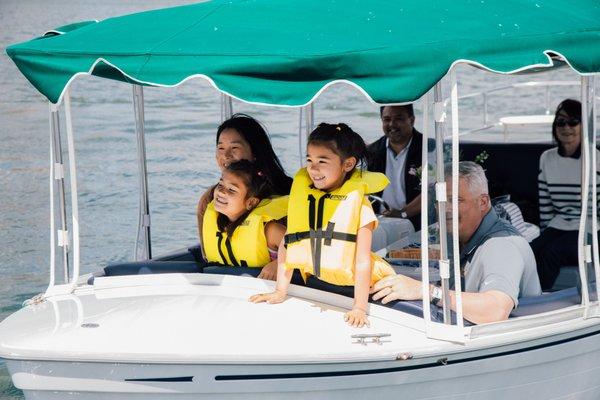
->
[[245, 196, 260, 211], [480, 194, 491, 211], [343, 157, 357, 172], [409, 115, 415, 127]]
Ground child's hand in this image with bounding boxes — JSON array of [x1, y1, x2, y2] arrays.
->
[[257, 262, 277, 281], [344, 308, 370, 328], [248, 290, 287, 304]]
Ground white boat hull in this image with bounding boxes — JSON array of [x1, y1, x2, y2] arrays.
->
[[8, 327, 600, 400], [2, 274, 600, 400]]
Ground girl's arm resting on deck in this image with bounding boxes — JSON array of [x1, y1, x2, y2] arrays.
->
[[249, 238, 292, 303], [344, 222, 375, 328]]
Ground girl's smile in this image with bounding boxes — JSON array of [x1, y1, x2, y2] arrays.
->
[[213, 170, 256, 221], [306, 143, 356, 191]]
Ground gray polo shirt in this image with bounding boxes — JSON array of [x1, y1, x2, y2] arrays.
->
[[464, 235, 541, 307]]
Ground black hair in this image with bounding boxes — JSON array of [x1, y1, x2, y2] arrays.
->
[[379, 104, 415, 118], [216, 159, 273, 236], [552, 99, 582, 144], [216, 113, 292, 195], [307, 122, 367, 171]]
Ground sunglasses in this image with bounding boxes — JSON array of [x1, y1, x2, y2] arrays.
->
[[555, 117, 581, 127]]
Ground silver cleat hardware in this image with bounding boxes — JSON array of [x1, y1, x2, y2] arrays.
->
[[351, 333, 391, 345], [396, 352, 413, 360], [23, 294, 45, 307]]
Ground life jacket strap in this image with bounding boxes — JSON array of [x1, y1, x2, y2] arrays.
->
[[284, 222, 357, 278], [284, 230, 357, 245], [216, 231, 248, 267]]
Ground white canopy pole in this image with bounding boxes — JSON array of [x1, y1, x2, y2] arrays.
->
[[63, 90, 80, 287], [416, 77, 467, 343], [49, 101, 70, 283], [433, 81, 451, 324], [298, 107, 304, 168], [133, 85, 152, 260], [304, 103, 314, 137], [590, 76, 600, 303], [299, 104, 314, 167], [578, 76, 592, 309], [450, 68, 465, 327], [580, 76, 598, 311], [221, 93, 233, 122], [48, 103, 56, 288], [420, 91, 432, 324]]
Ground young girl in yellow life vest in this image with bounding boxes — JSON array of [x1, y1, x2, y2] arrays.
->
[[250, 123, 396, 327], [202, 160, 288, 280]]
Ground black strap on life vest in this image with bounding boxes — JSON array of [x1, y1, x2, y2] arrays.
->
[[284, 193, 356, 277], [216, 231, 248, 267]]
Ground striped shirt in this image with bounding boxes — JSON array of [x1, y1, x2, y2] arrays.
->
[[538, 147, 600, 231]]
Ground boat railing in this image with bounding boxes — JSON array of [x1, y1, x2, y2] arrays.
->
[[442, 80, 592, 138]]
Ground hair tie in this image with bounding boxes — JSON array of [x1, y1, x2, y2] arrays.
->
[[336, 126, 342, 132], [257, 170, 264, 177]]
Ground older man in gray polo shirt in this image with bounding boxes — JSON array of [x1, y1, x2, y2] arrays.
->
[[372, 161, 541, 324]]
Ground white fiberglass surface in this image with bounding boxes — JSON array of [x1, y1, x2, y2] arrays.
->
[[0, 274, 445, 364]]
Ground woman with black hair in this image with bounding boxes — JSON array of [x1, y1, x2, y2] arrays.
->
[[531, 99, 600, 290], [196, 114, 292, 268]]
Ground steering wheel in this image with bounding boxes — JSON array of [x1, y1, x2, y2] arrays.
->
[[368, 195, 391, 214]]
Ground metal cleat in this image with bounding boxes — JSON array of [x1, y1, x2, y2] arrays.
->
[[351, 333, 391, 345]]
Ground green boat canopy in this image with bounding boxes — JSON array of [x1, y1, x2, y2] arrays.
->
[[6, 0, 600, 105]]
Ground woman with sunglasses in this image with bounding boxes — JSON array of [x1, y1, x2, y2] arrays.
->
[[531, 99, 599, 290]]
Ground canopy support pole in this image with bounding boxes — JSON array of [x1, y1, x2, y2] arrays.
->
[[580, 75, 596, 311], [133, 85, 152, 260], [304, 103, 314, 137], [450, 68, 464, 327], [298, 104, 314, 166], [433, 82, 451, 324], [50, 102, 70, 283], [48, 104, 57, 288], [298, 108, 304, 168], [421, 90, 432, 323], [63, 90, 80, 286], [221, 94, 233, 122], [589, 76, 600, 304]]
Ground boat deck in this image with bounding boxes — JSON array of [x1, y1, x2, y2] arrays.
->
[[0, 274, 447, 364]]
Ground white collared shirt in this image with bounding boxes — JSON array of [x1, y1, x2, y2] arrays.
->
[[382, 138, 412, 210]]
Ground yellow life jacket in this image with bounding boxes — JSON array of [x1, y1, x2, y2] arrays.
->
[[203, 196, 288, 267], [284, 168, 395, 286]]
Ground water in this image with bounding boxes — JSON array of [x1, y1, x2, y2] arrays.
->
[[0, 1, 583, 398]]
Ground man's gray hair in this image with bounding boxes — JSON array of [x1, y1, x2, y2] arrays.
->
[[445, 161, 488, 195]]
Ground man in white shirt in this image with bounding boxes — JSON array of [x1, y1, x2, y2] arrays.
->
[[367, 105, 434, 228]]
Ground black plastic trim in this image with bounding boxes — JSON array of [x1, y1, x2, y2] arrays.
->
[[125, 376, 193, 382]]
